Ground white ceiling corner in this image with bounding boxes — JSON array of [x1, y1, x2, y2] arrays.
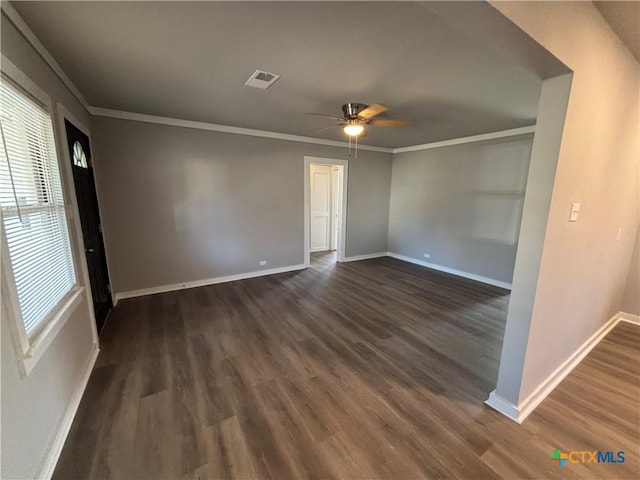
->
[[9, 1, 545, 148]]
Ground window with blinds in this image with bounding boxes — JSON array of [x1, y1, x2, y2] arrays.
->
[[0, 78, 76, 337]]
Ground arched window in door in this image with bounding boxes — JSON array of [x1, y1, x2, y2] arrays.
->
[[72, 141, 87, 168]]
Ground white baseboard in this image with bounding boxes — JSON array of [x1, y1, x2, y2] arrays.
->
[[386, 252, 512, 290], [113, 250, 515, 302], [114, 263, 307, 303], [35, 343, 99, 479], [618, 311, 640, 325], [341, 252, 388, 262], [485, 311, 631, 423], [485, 391, 521, 423]]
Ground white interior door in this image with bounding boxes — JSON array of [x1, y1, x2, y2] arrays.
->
[[310, 164, 332, 252]]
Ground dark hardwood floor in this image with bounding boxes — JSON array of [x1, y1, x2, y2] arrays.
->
[[53, 252, 640, 479]]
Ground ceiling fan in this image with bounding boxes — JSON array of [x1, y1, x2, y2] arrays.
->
[[309, 102, 410, 138]]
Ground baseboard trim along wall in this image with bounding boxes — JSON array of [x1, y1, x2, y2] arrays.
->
[[114, 251, 513, 303], [35, 343, 99, 479], [114, 264, 307, 304], [485, 311, 637, 424], [341, 252, 388, 262], [386, 252, 512, 290], [485, 391, 521, 422], [121, 245, 500, 303], [618, 311, 640, 325]]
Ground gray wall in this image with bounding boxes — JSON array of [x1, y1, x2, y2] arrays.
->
[[388, 135, 533, 284], [493, 1, 639, 407], [90, 116, 392, 294], [1, 12, 97, 479], [622, 227, 639, 315]]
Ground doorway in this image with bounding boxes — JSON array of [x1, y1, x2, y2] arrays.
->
[[63, 118, 113, 334], [304, 156, 348, 266]]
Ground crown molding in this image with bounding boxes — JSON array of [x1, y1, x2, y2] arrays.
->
[[89, 106, 535, 154], [3, 2, 534, 153], [88, 106, 394, 153], [1, 2, 90, 111], [392, 125, 536, 153]]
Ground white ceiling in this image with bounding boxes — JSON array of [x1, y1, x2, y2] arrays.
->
[[594, 1, 640, 62], [11, 1, 544, 148]]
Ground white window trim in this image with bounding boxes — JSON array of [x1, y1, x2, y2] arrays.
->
[[1, 55, 85, 377]]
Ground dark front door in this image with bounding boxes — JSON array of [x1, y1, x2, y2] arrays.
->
[[64, 119, 112, 334]]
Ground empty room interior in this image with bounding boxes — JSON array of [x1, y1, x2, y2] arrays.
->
[[1, 1, 639, 479]]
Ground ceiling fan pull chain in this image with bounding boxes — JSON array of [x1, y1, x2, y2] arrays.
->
[[348, 135, 352, 157], [355, 134, 358, 159]]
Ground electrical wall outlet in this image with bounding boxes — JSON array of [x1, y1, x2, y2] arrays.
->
[[259, 260, 267, 266], [423, 253, 431, 259], [616, 227, 622, 240]]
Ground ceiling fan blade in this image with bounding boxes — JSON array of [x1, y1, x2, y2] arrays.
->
[[357, 103, 388, 119], [317, 124, 344, 133], [307, 113, 345, 121], [369, 118, 412, 127]]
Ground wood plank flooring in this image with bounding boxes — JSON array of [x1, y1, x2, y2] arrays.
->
[[53, 252, 640, 479]]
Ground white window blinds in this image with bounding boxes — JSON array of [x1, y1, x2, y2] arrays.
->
[[0, 78, 76, 337]]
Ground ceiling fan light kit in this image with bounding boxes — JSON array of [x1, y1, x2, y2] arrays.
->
[[308, 102, 410, 157], [310, 102, 409, 136], [343, 122, 365, 137]]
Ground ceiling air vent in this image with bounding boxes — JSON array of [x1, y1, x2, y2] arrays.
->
[[244, 69, 281, 89]]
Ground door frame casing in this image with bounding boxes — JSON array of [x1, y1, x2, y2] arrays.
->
[[330, 166, 341, 251], [56, 103, 114, 339], [304, 156, 348, 266]]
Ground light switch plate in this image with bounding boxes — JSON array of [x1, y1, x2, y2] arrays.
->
[[569, 202, 580, 222]]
